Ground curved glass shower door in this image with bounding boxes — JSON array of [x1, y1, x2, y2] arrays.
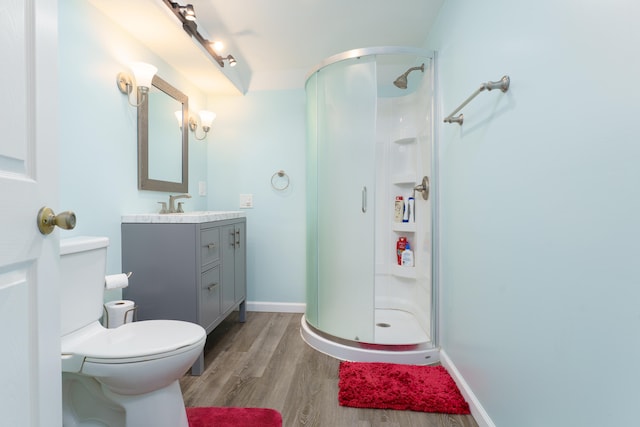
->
[[307, 56, 377, 342], [306, 48, 436, 358]]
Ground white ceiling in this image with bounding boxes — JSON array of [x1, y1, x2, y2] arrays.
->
[[90, 0, 445, 94]]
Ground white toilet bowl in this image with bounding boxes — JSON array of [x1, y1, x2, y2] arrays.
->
[[62, 320, 205, 427], [60, 237, 206, 427]]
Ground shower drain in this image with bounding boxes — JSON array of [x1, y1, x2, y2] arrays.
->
[[376, 322, 391, 328]]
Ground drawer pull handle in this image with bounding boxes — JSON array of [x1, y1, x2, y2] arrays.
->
[[204, 243, 216, 250], [207, 283, 218, 291]]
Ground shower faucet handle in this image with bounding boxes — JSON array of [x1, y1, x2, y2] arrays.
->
[[413, 176, 430, 201]]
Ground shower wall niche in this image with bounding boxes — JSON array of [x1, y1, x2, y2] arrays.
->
[[303, 48, 437, 364]]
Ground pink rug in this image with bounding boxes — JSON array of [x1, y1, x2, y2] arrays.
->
[[186, 407, 282, 427], [338, 362, 470, 414]]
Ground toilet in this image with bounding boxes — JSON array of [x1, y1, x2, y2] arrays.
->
[[60, 236, 206, 427]]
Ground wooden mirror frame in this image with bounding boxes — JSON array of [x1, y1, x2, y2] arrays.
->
[[138, 75, 189, 192]]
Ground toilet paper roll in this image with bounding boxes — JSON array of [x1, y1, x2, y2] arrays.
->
[[105, 273, 129, 290], [104, 300, 136, 328]]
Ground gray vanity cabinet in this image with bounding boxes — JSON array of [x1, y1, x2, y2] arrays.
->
[[121, 216, 247, 375]]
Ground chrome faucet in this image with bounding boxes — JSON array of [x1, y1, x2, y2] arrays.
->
[[168, 194, 191, 213]]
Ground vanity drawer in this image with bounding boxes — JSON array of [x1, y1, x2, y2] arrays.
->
[[200, 266, 221, 333], [200, 227, 220, 268]]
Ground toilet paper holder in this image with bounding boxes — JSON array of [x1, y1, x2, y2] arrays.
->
[[104, 272, 133, 291], [102, 301, 138, 328]]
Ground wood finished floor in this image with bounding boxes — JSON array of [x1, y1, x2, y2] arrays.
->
[[180, 312, 479, 427]]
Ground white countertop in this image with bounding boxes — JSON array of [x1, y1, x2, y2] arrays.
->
[[121, 211, 246, 224]]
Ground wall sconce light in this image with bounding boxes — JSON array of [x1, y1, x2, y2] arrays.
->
[[116, 62, 158, 107], [188, 110, 216, 140]]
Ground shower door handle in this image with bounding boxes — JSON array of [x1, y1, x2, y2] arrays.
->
[[362, 186, 367, 213]]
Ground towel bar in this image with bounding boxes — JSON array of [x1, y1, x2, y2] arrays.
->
[[444, 75, 510, 125]]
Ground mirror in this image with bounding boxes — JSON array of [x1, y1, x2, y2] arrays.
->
[[138, 75, 188, 192]]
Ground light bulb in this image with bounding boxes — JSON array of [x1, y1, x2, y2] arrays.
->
[[211, 41, 224, 53], [129, 62, 157, 89], [199, 110, 216, 131]]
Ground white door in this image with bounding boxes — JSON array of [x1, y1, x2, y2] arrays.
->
[[0, 0, 62, 426]]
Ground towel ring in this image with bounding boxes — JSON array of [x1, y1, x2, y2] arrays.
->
[[271, 170, 290, 191]]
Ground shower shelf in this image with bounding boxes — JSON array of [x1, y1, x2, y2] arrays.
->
[[391, 264, 416, 279], [392, 223, 415, 233], [392, 173, 417, 185]]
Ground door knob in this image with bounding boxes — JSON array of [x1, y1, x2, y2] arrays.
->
[[37, 207, 76, 235]]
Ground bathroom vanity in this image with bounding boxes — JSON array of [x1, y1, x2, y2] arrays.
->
[[121, 211, 246, 375]]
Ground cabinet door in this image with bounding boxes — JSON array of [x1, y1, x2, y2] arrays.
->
[[221, 224, 237, 313], [233, 222, 246, 302], [221, 221, 246, 313]]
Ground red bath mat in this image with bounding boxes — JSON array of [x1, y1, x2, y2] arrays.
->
[[338, 362, 470, 414], [186, 407, 282, 427]]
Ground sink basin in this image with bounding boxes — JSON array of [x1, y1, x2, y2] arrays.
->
[[121, 211, 245, 224]]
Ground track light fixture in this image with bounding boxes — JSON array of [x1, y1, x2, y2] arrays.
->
[[225, 55, 237, 67], [179, 4, 196, 21], [164, 1, 237, 69]]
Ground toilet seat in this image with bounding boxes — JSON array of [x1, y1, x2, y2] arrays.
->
[[62, 319, 206, 365]]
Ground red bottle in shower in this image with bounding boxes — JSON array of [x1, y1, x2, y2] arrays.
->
[[396, 237, 407, 265]]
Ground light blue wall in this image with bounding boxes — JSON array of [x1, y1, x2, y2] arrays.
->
[[59, 0, 307, 305], [427, 0, 640, 425], [205, 90, 307, 303], [59, 0, 209, 300], [57, 0, 640, 422]]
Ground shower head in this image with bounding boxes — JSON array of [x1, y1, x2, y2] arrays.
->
[[393, 63, 425, 89]]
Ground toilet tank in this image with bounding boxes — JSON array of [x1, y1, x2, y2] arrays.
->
[[60, 236, 109, 336]]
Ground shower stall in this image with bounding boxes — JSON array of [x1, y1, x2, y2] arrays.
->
[[302, 47, 438, 364]]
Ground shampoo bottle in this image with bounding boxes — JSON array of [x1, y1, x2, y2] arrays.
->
[[402, 198, 409, 222], [401, 242, 414, 267]]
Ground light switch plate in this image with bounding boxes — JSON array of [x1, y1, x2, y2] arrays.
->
[[198, 181, 207, 196], [239, 194, 253, 208]]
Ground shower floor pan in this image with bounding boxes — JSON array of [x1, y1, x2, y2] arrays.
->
[[300, 313, 439, 365], [374, 308, 429, 345]]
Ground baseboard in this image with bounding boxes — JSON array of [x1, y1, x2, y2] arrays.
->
[[440, 350, 496, 427], [246, 301, 306, 313]]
